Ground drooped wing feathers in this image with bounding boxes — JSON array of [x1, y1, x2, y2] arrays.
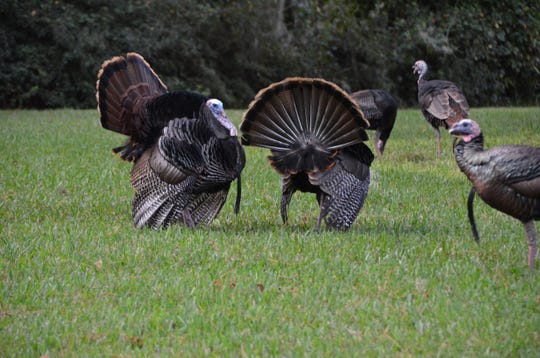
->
[[317, 161, 370, 230], [486, 145, 540, 198], [131, 150, 196, 229], [132, 159, 228, 229], [419, 80, 469, 121], [301, 145, 371, 230], [340, 143, 374, 179], [185, 190, 230, 225], [131, 116, 245, 229]]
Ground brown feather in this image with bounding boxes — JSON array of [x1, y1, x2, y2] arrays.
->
[[96, 53, 167, 136]]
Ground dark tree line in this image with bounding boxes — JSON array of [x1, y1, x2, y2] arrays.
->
[[1, 0, 539, 109]]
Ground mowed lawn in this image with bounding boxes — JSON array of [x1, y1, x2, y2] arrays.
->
[[1, 107, 539, 356]]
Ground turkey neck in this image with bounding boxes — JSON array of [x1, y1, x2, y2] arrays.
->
[[453, 133, 486, 181], [416, 78, 429, 100]]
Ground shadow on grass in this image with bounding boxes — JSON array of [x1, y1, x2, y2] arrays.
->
[[207, 213, 435, 242]]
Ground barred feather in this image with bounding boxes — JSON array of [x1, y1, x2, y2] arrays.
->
[[96, 53, 167, 136], [316, 161, 370, 230]]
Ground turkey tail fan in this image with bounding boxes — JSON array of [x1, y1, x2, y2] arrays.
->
[[241, 77, 370, 174], [467, 186, 480, 243], [96, 52, 168, 135]]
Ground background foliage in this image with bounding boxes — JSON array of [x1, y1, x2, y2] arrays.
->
[[1, 0, 539, 109]]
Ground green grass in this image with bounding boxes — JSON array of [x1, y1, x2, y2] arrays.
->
[[1, 107, 539, 356]]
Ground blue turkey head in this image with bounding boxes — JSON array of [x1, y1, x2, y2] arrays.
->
[[206, 99, 238, 136]]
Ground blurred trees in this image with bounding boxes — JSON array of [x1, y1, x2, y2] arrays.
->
[[1, 0, 538, 109]]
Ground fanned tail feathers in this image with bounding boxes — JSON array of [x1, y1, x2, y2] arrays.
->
[[96, 52, 168, 135], [241, 77, 369, 174]]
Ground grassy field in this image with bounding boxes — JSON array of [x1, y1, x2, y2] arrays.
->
[[1, 107, 539, 356]]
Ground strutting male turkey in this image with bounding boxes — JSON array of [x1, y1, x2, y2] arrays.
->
[[240, 77, 374, 230], [350, 89, 398, 157], [449, 119, 540, 271], [413, 60, 470, 156], [96, 53, 245, 229]]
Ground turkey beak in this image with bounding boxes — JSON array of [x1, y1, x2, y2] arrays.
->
[[449, 120, 479, 143], [216, 111, 238, 137], [448, 124, 459, 135]]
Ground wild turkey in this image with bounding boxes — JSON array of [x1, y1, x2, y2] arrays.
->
[[240, 77, 374, 230], [412, 60, 470, 156], [350, 89, 398, 157], [449, 119, 540, 270], [96, 52, 245, 229]]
